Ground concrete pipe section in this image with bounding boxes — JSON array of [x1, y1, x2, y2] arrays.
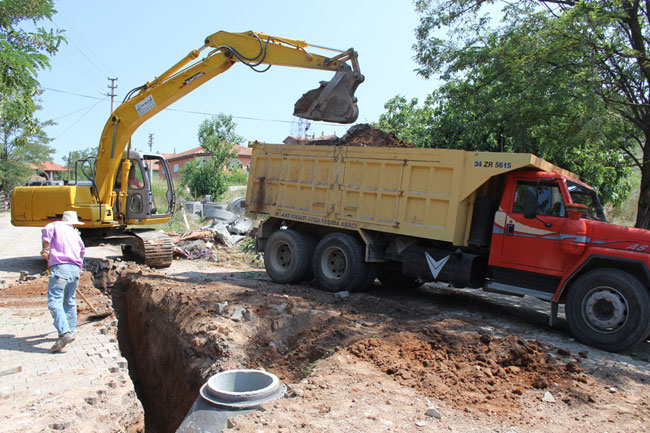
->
[[176, 369, 286, 432]]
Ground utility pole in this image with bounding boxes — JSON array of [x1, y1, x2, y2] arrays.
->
[[107, 77, 118, 113], [148, 133, 154, 181]]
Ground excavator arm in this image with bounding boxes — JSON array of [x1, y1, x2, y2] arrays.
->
[[95, 30, 364, 211]]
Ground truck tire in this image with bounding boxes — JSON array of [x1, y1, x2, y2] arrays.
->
[[264, 229, 314, 284], [566, 268, 650, 352], [312, 233, 376, 292]]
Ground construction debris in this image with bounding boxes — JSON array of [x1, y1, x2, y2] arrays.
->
[[167, 196, 256, 261]]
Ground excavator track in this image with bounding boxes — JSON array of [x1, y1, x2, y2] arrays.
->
[[129, 230, 173, 268]]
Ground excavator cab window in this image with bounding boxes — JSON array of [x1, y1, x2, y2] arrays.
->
[[129, 193, 144, 213], [128, 164, 144, 190], [114, 160, 145, 191]]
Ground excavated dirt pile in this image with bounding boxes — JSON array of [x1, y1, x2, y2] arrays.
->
[[347, 330, 589, 415], [307, 123, 412, 147]]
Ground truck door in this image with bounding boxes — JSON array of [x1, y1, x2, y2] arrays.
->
[[498, 179, 569, 273]]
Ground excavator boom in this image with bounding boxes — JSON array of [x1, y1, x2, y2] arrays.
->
[[95, 30, 363, 207]]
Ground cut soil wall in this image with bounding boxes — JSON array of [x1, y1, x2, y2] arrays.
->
[[116, 274, 215, 433]]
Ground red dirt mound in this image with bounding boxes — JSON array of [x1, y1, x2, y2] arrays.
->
[[346, 328, 591, 415], [306, 124, 412, 147]]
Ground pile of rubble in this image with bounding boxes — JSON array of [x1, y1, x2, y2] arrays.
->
[[171, 195, 255, 261]]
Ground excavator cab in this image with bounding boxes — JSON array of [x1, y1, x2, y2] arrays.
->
[[114, 150, 175, 223]]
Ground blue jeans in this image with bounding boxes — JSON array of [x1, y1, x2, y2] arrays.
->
[[47, 264, 80, 336]]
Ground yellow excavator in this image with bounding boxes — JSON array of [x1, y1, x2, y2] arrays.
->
[[11, 30, 363, 267]]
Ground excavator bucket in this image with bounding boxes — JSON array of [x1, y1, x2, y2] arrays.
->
[[294, 65, 364, 124]]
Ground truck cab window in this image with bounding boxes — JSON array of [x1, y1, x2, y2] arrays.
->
[[513, 181, 565, 217], [566, 181, 607, 222]]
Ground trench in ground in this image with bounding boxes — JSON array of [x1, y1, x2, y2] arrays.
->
[[107, 271, 350, 433], [101, 266, 609, 433]]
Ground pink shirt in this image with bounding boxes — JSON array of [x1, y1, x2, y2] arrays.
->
[[41, 222, 86, 268]]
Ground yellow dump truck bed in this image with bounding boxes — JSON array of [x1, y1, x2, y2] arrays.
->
[[246, 143, 575, 246]]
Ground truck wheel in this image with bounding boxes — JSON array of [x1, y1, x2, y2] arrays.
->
[[312, 233, 376, 292], [566, 268, 650, 352], [264, 230, 314, 284]]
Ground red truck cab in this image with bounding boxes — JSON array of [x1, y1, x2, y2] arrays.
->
[[489, 171, 650, 351]]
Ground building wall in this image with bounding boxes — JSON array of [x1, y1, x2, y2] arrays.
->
[[162, 147, 251, 180], [168, 155, 208, 179]]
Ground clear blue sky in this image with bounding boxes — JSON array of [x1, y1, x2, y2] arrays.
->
[[36, 0, 436, 164]]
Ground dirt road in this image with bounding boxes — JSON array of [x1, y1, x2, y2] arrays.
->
[[1, 211, 650, 432]]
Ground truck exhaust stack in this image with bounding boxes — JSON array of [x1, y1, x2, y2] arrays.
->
[[294, 64, 364, 124]]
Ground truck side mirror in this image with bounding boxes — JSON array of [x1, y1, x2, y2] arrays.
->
[[523, 189, 537, 219]]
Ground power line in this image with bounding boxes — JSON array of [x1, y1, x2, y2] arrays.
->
[[52, 98, 109, 121], [165, 107, 351, 128], [55, 13, 114, 76], [44, 87, 105, 100], [57, 51, 105, 89], [52, 18, 112, 79], [165, 107, 295, 124], [53, 98, 108, 140], [43, 88, 353, 128]]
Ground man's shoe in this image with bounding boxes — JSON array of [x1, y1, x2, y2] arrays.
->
[[50, 332, 73, 353]]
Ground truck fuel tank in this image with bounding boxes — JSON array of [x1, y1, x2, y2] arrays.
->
[[398, 246, 488, 289]]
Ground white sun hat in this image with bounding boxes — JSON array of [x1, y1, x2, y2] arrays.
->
[[61, 210, 84, 225]]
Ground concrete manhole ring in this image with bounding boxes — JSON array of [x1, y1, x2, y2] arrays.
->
[[199, 369, 286, 408]]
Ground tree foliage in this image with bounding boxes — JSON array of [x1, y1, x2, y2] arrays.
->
[[181, 114, 242, 199], [0, 0, 64, 193], [60, 146, 96, 180], [392, 0, 650, 225], [1, 92, 55, 191]]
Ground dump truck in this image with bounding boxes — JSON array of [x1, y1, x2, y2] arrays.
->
[[245, 142, 650, 352]]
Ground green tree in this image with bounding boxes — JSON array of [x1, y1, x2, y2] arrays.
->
[[60, 146, 96, 180], [379, 10, 633, 203], [411, 1, 650, 226], [1, 92, 55, 191], [0, 0, 64, 192], [181, 114, 243, 199]]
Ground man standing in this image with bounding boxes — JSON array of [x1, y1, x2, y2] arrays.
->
[[41, 211, 86, 353]]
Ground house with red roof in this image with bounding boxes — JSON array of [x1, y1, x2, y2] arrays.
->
[[29, 161, 67, 181], [159, 145, 252, 179]]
